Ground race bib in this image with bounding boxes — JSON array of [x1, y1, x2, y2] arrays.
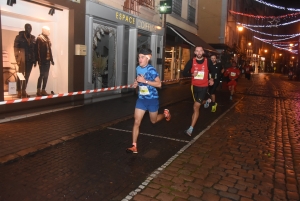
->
[[195, 71, 204, 80], [139, 86, 150, 95], [230, 72, 236, 77]]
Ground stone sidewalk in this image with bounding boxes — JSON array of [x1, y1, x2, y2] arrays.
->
[[129, 74, 300, 201]]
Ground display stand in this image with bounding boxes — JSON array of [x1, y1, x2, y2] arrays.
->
[[17, 73, 26, 98]]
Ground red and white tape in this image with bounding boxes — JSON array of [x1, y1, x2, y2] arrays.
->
[[0, 77, 190, 105]]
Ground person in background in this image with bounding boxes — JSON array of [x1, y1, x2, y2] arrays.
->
[[224, 61, 241, 100], [243, 61, 253, 80], [208, 55, 223, 112]]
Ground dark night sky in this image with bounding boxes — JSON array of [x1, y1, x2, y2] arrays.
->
[[264, 0, 300, 8]]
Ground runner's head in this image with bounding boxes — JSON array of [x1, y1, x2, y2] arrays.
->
[[138, 48, 152, 67], [210, 55, 217, 64], [194, 47, 204, 60], [232, 61, 237, 68]]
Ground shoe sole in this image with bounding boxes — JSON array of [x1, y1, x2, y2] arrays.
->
[[126, 149, 138, 154], [184, 130, 192, 137], [164, 109, 171, 121]]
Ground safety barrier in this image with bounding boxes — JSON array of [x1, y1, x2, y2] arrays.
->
[[0, 77, 191, 105]]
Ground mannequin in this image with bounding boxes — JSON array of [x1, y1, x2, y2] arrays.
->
[[14, 23, 36, 98], [35, 26, 54, 96]]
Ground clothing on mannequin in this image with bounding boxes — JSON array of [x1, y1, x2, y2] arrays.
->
[[35, 26, 54, 96], [14, 23, 36, 98]]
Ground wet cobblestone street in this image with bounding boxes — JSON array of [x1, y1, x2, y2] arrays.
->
[[131, 74, 300, 201]]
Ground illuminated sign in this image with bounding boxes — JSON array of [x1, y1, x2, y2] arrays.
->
[[115, 12, 136, 25], [136, 19, 156, 32]]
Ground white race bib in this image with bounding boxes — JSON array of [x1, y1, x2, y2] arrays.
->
[[139, 86, 150, 95], [195, 71, 204, 80], [230, 72, 236, 77]]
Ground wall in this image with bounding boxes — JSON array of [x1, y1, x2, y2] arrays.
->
[[197, 0, 224, 44]]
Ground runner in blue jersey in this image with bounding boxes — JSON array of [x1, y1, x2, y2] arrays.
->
[[126, 48, 171, 154]]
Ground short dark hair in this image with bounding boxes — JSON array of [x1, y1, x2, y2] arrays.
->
[[139, 48, 152, 55]]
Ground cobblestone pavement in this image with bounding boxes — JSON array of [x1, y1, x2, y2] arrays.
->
[[130, 74, 300, 201]]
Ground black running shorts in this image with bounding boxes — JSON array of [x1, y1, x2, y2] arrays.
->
[[192, 85, 208, 103]]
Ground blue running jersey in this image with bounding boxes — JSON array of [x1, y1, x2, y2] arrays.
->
[[136, 64, 159, 99]]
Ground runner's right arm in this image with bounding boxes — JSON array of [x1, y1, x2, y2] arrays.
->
[[182, 59, 193, 77]]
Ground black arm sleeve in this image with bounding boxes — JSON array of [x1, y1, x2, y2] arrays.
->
[[182, 59, 193, 77]]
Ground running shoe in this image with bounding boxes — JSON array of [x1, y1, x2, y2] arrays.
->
[[204, 98, 211, 108], [164, 109, 171, 121], [185, 129, 192, 136], [126, 145, 138, 153], [211, 103, 218, 112]]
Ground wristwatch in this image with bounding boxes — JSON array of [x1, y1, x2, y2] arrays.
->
[[145, 80, 148, 84]]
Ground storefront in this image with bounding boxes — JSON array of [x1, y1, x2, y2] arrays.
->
[[164, 23, 218, 81], [0, 0, 86, 115], [84, 1, 164, 103]]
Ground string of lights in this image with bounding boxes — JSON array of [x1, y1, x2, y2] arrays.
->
[[254, 35, 300, 42], [238, 18, 300, 28], [274, 43, 298, 47], [238, 25, 300, 37], [254, 36, 298, 54], [253, 0, 300, 12], [229, 10, 300, 19], [272, 41, 299, 44]]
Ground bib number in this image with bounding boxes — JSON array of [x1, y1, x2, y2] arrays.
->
[[195, 71, 204, 80], [139, 86, 150, 95], [230, 72, 236, 77]]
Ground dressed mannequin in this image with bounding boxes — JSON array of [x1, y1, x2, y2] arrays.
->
[[35, 26, 54, 96], [14, 23, 36, 98]]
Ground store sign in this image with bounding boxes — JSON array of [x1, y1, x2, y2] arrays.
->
[[115, 12, 136, 25], [136, 19, 156, 32]]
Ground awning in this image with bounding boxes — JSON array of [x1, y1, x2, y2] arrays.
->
[[167, 23, 218, 54]]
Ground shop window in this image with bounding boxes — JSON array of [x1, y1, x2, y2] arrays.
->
[[92, 23, 116, 89], [1, 1, 69, 100]]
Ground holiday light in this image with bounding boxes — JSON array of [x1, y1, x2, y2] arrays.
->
[[229, 10, 300, 19], [239, 25, 300, 37], [254, 35, 300, 42], [275, 43, 298, 47], [254, 36, 298, 54], [238, 18, 300, 28], [254, 0, 300, 12]]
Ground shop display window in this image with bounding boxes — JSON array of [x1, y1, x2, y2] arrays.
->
[[164, 46, 190, 80], [92, 23, 116, 89], [1, 1, 69, 99]]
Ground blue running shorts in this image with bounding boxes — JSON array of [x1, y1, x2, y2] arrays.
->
[[135, 98, 159, 112]]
